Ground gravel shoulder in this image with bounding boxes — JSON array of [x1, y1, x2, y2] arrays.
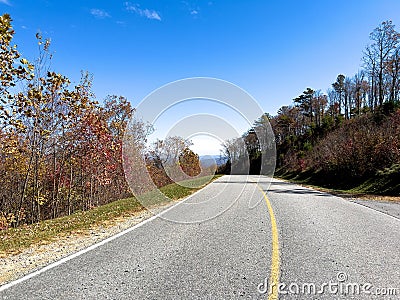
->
[[0, 175, 273, 299], [0, 202, 175, 286]]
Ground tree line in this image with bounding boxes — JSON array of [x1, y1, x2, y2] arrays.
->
[[272, 20, 400, 179], [0, 14, 201, 229], [221, 20, 400, 190], [3, 16, 398, 228]]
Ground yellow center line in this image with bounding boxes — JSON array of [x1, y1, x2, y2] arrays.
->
[[256, 184, 280, 300]]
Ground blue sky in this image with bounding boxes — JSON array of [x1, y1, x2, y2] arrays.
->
[[2, 0, 400, 154]]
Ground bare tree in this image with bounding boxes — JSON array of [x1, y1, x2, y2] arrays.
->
[[364, 21, 400, 107]]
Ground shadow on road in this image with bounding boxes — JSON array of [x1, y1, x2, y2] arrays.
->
[[266, 188, 332, 197]]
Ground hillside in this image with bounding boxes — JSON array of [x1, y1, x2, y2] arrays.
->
[[275, 110, 400, 195]]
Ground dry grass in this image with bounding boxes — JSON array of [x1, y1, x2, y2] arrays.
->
[[0, 175, 221, 256]]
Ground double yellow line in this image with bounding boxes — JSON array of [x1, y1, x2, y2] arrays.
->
[[256, 184, 280, 300]]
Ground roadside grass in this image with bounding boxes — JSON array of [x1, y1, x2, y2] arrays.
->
[[0, 175, 222, 256], [161, 175, 216, 199], [0, 197, 144, 256]]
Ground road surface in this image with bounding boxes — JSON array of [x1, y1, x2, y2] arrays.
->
[[1, 175, 399, 299]]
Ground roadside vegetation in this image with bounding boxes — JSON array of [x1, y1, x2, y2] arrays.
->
[[272, 21, 400, 195], [0, 175, 220, 255], [220, 20, 400, 196], [2, 12, 399, 237], [275, 111, 400, 195], [0, 14, 210, 230]]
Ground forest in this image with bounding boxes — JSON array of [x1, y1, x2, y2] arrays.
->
[[0, 14, 201, 229], [2, 14, 400, 229], [222, 20, 400, 194]]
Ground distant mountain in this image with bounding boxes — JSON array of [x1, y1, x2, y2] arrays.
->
[[199, 155, 228, 167]]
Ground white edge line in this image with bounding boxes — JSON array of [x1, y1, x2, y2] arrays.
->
[[273, 178, 400, 222], [346, 199, 400, 222], [0, 182, 213, 292]]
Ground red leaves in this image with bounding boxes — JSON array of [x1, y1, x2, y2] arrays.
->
[[306, 113, 400, 176], [0, 14, 133, 226]]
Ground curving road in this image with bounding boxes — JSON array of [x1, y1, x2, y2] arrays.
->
[[0, 175, 399, 299]]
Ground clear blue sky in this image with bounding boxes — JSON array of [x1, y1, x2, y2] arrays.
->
[[2, 0, 400, 155], [2, 0, 400, 114]]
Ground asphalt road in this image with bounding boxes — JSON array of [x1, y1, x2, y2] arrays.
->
[[1, 175, 399, 299], [349, 198, 400, 220]]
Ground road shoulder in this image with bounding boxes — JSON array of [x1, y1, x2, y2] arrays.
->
[[274, 176, 400, 220], [0, 202, 173, 285], [348, 198, 400, 220]]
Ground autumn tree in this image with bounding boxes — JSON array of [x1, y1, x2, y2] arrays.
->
[[146, 136, 193, 186], [179, 147, 201, 177], [0, 14, 139, 227], [0, 14, 33, 131]]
